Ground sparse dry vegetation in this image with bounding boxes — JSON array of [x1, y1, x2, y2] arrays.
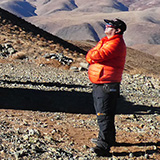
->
[[0, 7, 160, 78]]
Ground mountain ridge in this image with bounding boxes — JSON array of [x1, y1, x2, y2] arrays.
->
[[0, 6, 160, 77], [0, 7, 86, 55], [1, 0, 160, 54]]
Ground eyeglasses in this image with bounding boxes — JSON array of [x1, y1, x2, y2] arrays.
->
[[105, 23, 115, 28]]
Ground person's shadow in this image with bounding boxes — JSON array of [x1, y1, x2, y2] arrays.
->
[[0, 80, 159, 158], [116, 95, 160, 114], [0, 80, 94, 113], [110, 141, 160, 157], [0, 80, 159, 115]]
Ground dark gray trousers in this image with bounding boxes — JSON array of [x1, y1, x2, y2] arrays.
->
[[92, 83, 119, 150]]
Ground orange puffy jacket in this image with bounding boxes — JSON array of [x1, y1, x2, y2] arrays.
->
[[86, 34, 126, 84]]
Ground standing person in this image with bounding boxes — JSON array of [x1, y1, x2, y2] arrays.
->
[[86, 18, 127, 156]]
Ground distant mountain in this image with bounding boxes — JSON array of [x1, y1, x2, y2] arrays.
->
[[1, 7, 160, 76], [28, 0, 128, 14], [119, 0, 160, 11], [0, 0, 160, 56], [0, 0, 37, 17]]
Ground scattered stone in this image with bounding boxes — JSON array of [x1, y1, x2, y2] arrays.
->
[[144, 153, 150, 159], [0, 63, 159, 159], [79, 62, 89, 70], [0, 43, 17, 57], [129, 152, 134, 158], [43, 52, 73, 66]]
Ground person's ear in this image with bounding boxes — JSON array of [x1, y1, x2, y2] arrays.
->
[[115, 28, 121, 34]]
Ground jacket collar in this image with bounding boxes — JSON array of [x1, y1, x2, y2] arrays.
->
[[107, 34, 123, 41]]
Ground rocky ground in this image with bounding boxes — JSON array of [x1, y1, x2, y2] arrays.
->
[[0, 8, 160, 160], [0, 62, 159, 160]]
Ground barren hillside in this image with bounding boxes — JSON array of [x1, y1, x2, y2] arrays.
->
[[0, 0, 160, 57], [0, 7, 160, 76], [118, 0, 160, 10]]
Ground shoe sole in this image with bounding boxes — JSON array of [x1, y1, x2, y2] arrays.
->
[[90, 147, 112, 157], [91, 139, 117, 146]]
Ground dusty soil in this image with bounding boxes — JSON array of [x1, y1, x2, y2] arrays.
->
[[0, 8, 159, 159], [0, 108, 159, 159]]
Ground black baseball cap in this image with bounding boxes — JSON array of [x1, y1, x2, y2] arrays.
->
[[104, 18, 127, 34]]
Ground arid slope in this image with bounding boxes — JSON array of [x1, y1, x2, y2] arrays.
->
[[0, 0, 160, 57]]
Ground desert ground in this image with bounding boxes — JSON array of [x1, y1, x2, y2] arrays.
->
[[0, 7, 159, 160]]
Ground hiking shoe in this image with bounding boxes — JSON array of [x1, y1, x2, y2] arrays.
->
[[90, 146, 111, 156], [91, 138, 117, 146]]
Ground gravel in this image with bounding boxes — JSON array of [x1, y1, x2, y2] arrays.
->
[[0, 61, 159, 159]]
